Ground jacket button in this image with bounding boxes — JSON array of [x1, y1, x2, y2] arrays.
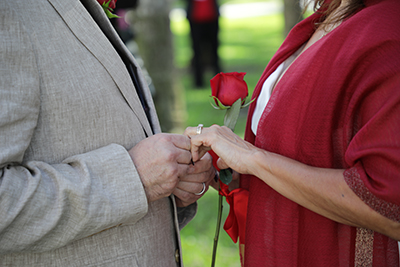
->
[[175, 249, 180, 263]]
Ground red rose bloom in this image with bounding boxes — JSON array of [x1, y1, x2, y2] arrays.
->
[[210, 72, 248, 107], [97, 0, 117, 9]]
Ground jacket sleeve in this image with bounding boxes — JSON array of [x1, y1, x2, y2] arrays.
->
[[0, 3, 148, 254], [177, 202, 198, 230], [343, 36, 400, 223]]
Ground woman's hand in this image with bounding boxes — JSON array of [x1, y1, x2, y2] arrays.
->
[[185, 125, 259, 175]]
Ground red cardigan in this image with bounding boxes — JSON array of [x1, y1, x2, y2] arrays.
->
[[236, 0, 400, 266]]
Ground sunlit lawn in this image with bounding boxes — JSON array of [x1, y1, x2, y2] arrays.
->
[[171, 2, 285, 266]]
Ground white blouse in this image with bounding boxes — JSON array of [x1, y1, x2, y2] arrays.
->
[[251, 45, 305, 135]]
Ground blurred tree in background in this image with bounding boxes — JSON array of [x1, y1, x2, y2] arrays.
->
[[283, 0, 304, 35], [131, 0, 187, 133]]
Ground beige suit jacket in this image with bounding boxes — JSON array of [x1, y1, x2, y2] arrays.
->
[[0, 0, 193, 265]]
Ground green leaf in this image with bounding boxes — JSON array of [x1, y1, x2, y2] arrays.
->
[[241, 97, 256, 108], [223, 99, 241, 131], [105, 9, 120, 18], [101, 0, 120, 19], [219, 168, 233, 185], [209, 98, 222, 110], [210, 96, 230, 110]]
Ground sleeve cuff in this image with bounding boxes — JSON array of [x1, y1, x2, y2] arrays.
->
[[177, 202, 197, 230], [62, 143, 149, 226], [344, 166, 400, 222]]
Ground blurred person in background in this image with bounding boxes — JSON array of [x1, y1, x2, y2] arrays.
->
[[186, 0, 221, 88]]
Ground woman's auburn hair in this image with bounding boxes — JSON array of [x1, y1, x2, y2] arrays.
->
[[307, 0, 365, 27]]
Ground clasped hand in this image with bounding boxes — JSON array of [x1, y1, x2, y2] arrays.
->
[[129, 133, 215, 207], [184, 125, 257, 176]]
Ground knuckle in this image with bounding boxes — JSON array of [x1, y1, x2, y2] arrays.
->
[[165, 167, 178, 179], [210, 124, 219, 131], [162, 180, 177, 193], [164, 150, 176, 162], [158, 134, 170, 144], [165, 183, 176, 193], [221, 125, 230, 131], [180, 191, 192, 201]]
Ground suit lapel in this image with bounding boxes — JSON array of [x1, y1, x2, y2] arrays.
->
[[47, 0, 153, 136]]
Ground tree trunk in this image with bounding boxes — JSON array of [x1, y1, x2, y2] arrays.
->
[[283, 0, 304, 36], [130, 0, 187, 133]]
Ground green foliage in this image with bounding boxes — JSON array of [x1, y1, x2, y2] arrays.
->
[[171, 5, 284, 266]]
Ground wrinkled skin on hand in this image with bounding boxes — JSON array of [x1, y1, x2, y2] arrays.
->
[[173, 152, 215, 207], [129, 134, 192, 203], [185, 125, 258, 176], [129, 133, 215, 206]]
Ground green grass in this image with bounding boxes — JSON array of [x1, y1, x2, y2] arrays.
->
[[171, 5, 285, 267]]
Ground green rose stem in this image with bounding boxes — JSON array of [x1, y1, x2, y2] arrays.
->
[[211, 99, 241, 267], [211, 187, 224, 267]]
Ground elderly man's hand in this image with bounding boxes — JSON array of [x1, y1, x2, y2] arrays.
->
[[128, 133, 192, 203], [173, 152, 215, 207]]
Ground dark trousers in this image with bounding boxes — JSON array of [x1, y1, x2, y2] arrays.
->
[[189, 19, 221, 87]]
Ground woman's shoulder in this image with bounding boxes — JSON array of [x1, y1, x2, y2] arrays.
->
[[345, 0, 400, 48], [364, 0, 400, 11], [361, 0, 400, 26]]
